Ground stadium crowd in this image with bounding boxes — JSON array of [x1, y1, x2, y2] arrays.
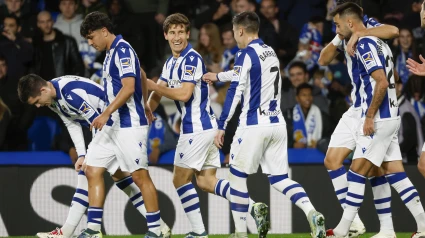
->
[[0, 0, 424, 165]]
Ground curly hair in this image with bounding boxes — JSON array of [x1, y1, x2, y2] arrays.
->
[[80, 11, 114, 38], [17, 74, 47, 103]]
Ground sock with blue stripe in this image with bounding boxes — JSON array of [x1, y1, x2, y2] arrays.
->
[[61, 170, 89, 237], [146, 211, 162, 235], [268, 174, 315, 216], [328, 166, 348, 207], [176, 182, 205, 234], [229, 166, 249, 233], [115, 176, 166, 232], [87, 206, 103, 231], [386, 172, 425, 232], [214, 179, 255, 213], [334, 170, 366, 237], [369, 176, 394, 233]]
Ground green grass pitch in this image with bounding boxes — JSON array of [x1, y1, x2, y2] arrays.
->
[[5, 233, 414, 238]]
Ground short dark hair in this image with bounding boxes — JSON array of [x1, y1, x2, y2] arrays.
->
[[18, 74, 48, 103], [163, 13, 190, 33], [330, 2, 363, 20], [4, 14, 20, 27], [232, 11, 260, 34], [59, 0, 77, 4], [80, 11, 113, 38], [336, 0, 361, 5], [309, 16, 325, 24], [296, 83, 313, 95], [288, 61, 308, 74]]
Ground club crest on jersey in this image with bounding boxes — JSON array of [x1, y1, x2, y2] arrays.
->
[[183, 65, 196, 81], [362, 51, 377, 70], [120, 57, 134, 74], [233, 66, 242, 80], [79, 101, 95, 118]]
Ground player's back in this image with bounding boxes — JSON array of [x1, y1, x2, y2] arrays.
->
[[356, 36, 399, 121], [103, 35, 148, 129], [237, 39, 285, 127], [50, 75, 107, 127]]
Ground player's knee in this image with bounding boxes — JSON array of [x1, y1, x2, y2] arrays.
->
[[84, 166, 103, 181], [324, 156, 340, 170], [418, 161, 425, 177], [196, 177, 214, 193]]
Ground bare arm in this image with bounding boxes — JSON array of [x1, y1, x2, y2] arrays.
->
[[148, 80, 168, 112], [149, 81, 195, 103], [140, 68, 148, 106], [318, 42, 340, 66], [357, 24, 399, 40], [366, 69, 389, 118], [104, 77, 135, 116]]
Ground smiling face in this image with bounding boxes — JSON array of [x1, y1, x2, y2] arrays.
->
[[164, 24, 189, 56]]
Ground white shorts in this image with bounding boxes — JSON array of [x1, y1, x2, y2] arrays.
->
[[422, 143, 425, 152], [328, 107, 362, 150], [86, 126, 149, 174], [353, 118, 402, 166], [229, 124, 288, 175], [174, 129, 221, 171]]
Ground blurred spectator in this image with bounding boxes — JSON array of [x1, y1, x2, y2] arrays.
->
[[0, 0, 36, 41], [0, 98, 10, 148], [281, 61, 329, 114], [234, 0, 278, 51], [401, 0, 422, 36], [277, 0, 328, 32], [195, 23, 224, 73], [260, 0, 298, 67], [283, 83, 330, 149], [312, 69, 330, 97], [297, 16, 324, 72], [194, 0, 233, 29], [406, 75, 425, 118], [396, 79, 424, 163], [392, 28, 417, 85], [32, 11, 85, 80], [0, 55, 34, 150], [0, 14, 33, 77], [54, 0, 84, 46], [77, 0, 107, 17], [220, 23, 238, 71], [121, 0, 169, 72]]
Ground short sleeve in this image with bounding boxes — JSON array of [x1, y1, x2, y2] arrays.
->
[[356, 38, 384, 75], [366, 18, 382, 28], [64, 91, 99, 124], [114, 46, 137, 79], [181, 53, 204, 84]]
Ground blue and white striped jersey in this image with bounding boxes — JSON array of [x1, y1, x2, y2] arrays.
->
[[218, 39, 285, 130], [355, 36, 399, 121], [49, 75, 109, 157], [102, 35, 148, 129], [337, 16, 381, 109], [160, 43, 217, 134]]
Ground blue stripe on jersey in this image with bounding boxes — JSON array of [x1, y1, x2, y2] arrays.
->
[[62, 81, 104, 99], [182, 95, 194, 133], [200, 80, 213, 130], [377, 54, 391, 118], [169, 58, 177, 79], [268, 100, 279, 123], [246, 48, 261, 125], [103, 78, 110, 105], [350, 56, 362, 108], [218, 81, 239, 130], [363, 74, 373, 114], [131, 47, 148, 126]]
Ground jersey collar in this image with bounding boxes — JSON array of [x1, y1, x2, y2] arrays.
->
[[248, 38, 263, 46], [51, 80, 62, 100], [178, 43, 192, 58], [109, 34, 123, 50]]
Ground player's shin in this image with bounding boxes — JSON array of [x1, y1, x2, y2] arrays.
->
[[176, 182, 206, 234], [334, 170, 366, 237], [85, 166, 107, 231], [214, 178, 255, 213], [386, 172, 425, 232], [229, 166, 249, 233], [369, 176, 394, 234]]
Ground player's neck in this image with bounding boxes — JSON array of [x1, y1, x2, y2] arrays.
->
[[48, 82, 57, 99], [106, 34, 116, 51], [243, 35, 259, 48], [351, 22, 366, 36]]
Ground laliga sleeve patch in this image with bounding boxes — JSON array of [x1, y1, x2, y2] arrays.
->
[[120, 57, 134, 74], [79, 101, 95, 118], [183, 65, 196, 81], [361, 51, 377, 70], [232, 66, 242, 81]]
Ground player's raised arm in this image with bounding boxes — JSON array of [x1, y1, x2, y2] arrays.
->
[[318, 34, 343, 66], [217, 51, 250, 132]]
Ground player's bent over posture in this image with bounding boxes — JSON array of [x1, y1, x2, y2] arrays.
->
[[326, 3, 425, 238], [146, 13, 269, 238], [17, 75, 170, 238], [210, 12, 326, 238]]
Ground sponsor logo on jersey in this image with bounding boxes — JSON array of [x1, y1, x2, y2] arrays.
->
[[79, 101, 95, 118], [120, 57, 134, 74], [233, 66, 242, 80], [183, 65, 196, 81], [362, 51, 377, 70]]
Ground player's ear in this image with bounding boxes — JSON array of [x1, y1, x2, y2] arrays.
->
[[164, 32, 168, 40], [187, 31, 190, 39]]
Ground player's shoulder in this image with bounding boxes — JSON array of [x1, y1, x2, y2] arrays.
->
[[357, 36, 379, 50], [184, 49, 205, 65]]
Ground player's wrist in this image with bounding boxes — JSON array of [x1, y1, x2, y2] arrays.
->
[[331, 35, 342, 47]]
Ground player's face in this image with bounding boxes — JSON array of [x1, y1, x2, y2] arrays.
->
[[222, 31, 236, 49], [289, 67, 308, 88], [296, 88, 313, 110], [232, 25, 246, 49], [421, 3, 425, 28], [86, 28, 107, 51], [165, 24, 189, 55], [333, 14, 352, 40], [27, 87, 53, 108]]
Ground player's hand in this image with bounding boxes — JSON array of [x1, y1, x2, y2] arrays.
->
[[363, 117, 375, 136], [75, 156, 85, 172], [91, 112, 109, 131], [347, 32, 359, 57], [146, 79, 158, 91], [202, 72, 218, 84], [214, 129, 225, 149], [144, 104, 156, 124], [406, 55, 425, 76]]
